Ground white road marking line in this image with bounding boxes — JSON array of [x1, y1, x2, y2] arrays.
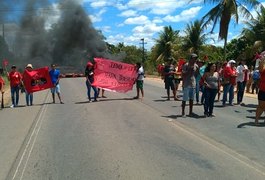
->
[[19, 104, 48, 180], [11, 93, 49, 180]]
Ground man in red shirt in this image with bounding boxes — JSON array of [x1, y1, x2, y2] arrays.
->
[[7, 65, 22, 108], [222, 60, 237, 106]]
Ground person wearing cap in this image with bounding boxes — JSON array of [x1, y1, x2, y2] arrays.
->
[[49, 64, 64, 104], [236, 60, 249, 105], [85, 61, 98, 102], [222, 60, 237, 106], [181, 53, 199, 117], [23, 64, 34, 106], [7, 65, 23, 108]]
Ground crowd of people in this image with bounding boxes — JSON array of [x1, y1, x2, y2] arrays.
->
[[0, 54, 264, 125], [0, 61, 145, 108], [0, 63, 65, 108], [158, 53, 264, 124]]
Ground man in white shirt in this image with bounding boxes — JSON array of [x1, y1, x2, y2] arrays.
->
[[236, 60, 248, 105], [134, 62, 144, 99]]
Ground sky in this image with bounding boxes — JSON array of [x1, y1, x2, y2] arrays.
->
[[2, 0, 265, 51], [81, 0, 265, 49]]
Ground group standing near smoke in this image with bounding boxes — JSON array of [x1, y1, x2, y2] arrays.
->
[[0, 53, 265, 126]]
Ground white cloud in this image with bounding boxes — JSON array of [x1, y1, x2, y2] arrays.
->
[[124, 15, 150, 25], [127, 0, 202, 15], [119, 10, 138, 17], [152, 17, 163, 24], [90, 0, 110, 8], [89, 8, 106, 23], [132, 23, 163, 35], [163, 6, 202, 22], [117, 23, 124, 27], [115, 3, 129, 10], [107, 34, 155, 50], [101, 26, 111, 33]]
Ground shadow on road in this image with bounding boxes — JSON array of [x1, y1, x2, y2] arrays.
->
[[241, 104, 257, 108], [75, 98, 134, 104], [162, 113, 206, 119], [237, 121, 265, 128]]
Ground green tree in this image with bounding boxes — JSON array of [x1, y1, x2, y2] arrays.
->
[[182, 20, 207, 55], [155, 26, 180, 63], [242, 5, 265, 52], [195, 0, 261, 59]]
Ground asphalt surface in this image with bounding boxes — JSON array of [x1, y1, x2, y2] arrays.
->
[[1, 77, 265, 180]]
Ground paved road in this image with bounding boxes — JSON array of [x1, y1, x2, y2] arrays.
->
[[1, 77, 265, 180]]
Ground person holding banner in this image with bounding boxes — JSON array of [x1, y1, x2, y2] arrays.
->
[[49, 64, 64, 104], [7, 65, 23, 108], [134, 62, 144, 99], [85, 62, 98, 102], [23, 64, 34, 106]]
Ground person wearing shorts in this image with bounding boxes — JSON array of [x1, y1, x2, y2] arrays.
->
[[181, 54, 199, 117], [49, 64, 64, 104]]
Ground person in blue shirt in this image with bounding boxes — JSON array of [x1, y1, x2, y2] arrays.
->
[[49, 64, 64, 104]]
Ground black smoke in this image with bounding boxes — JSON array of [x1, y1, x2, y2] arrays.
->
[[11, 0, 112, 71]]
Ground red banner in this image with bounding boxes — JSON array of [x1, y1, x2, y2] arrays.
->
[[93, 58, 137, 93], [23, 67, 54, 93]]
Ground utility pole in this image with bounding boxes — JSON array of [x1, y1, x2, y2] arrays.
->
[[140, 38, 147, 63]]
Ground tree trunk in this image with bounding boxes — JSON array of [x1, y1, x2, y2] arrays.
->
[[224, 37, 227, 60]]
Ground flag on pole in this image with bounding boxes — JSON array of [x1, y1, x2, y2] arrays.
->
[[93, 58, 137, 93], [2, 59, 8, 67], [23, 67, 54, 93]]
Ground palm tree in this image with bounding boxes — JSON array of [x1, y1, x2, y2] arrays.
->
[[242, 5, 265, 51], [193, 0, 261, 59], [182, 20, 207, 55], [155, 26, 180, 62]]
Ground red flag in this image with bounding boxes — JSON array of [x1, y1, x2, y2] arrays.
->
[[2, 59, 8, 67], [23, 67, 54, 93], [177, 58, 186, 72], [92, 58, 137, 93]]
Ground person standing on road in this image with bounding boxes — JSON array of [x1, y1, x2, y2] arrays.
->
[[49, 64, 64, 104], [255, 58, 265, 125], [134, 62, 145, 99], [222, 60, 237, 106], [201, 63, 219, 117], [236, 60, 248, 105], [85, 62, 98, 102], [23, 64, 34, 106], [7, 65, 22, 108], [181, 54, 199, 117], [163, 60, 177, 101]]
